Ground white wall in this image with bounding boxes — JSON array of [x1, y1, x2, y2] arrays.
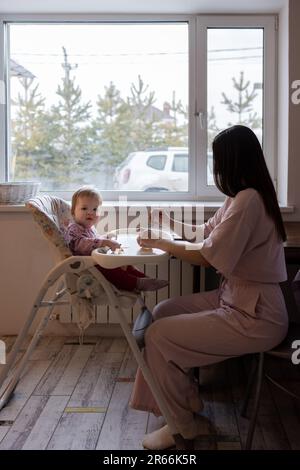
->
[[0, 210, 54, 334]]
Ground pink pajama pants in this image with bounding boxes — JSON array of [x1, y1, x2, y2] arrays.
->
[[129, 282, 288, 439]]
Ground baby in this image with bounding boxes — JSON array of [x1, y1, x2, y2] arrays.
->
[[65, 186, 168, 292]]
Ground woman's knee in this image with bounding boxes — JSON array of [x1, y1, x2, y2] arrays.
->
[[152, 298, 175, 321]]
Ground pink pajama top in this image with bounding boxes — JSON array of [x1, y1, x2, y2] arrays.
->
[[65, 223, 106, 256], [200, 188, 288, 334]]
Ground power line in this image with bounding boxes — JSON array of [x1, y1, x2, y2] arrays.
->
[[9, 57, 261, 65], [12, 46, 263, 58]]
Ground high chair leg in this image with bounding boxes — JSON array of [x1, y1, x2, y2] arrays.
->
[[89, 265, 182, 441], [0, 280, 67, 411], [0, 256, 94, 411]]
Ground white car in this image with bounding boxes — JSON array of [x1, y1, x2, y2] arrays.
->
[[114, 148, 213, 191]]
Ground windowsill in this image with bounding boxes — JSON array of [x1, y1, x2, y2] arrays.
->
[[0, 201, 295, 214]]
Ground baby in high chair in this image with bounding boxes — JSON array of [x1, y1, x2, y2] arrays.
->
[[65, 186, 168, 292]]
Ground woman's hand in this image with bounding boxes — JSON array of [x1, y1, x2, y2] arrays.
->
[[137, 233, 159, 250], [137, 228, 210, 266], [137, 228, 172, 250]]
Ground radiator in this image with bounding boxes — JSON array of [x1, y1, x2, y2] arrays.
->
[[58, 259, 203, 324]]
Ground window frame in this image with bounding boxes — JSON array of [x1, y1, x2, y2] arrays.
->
[[0, 13, 277, 202], [195, 15, 277, 198]]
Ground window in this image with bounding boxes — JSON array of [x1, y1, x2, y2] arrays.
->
[[147, 155, 167, 171], [6, 22, 189, 194], [207, 28, 263, 185], [0, 15, 276, 201], [172, 154, 188, 172], [195, 16, 276, 197]]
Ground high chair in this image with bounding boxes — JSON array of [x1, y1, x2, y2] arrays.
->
[[0, 195, 189, 449]]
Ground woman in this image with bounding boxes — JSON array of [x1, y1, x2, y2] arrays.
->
[[130, 125, 288, 450]]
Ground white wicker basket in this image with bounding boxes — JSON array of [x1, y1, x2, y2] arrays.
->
[[0, 182, 41, 205]]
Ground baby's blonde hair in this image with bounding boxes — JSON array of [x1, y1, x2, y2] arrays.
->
[[71, 186, 102, 215]]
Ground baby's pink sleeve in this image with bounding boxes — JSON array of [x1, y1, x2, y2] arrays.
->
[[66, 224, 105, 255], [71, 236, 101, 255]]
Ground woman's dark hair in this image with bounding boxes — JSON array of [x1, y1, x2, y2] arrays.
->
[[212, 125, 286, 241]]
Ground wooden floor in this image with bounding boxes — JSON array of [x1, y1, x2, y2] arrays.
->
[[0, 335, 300, 450]]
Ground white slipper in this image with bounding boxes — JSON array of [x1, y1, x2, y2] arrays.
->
[[142, 425, 175, 450]]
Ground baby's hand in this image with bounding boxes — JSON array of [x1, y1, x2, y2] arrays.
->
[[99, 238, 121, 251]]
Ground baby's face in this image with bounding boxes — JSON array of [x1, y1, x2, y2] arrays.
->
[[74, 196, 101, 228]]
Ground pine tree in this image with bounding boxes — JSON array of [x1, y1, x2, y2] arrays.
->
[[46, 47, 91, 188], [91, 76, 161, 188], [153, 91, 188, 147], [207, 105, 220, 149], [90, 82, 134, 188], [221, 71, 262, 129], [11, 77, 48, 180], [128, 75, 157, 150]]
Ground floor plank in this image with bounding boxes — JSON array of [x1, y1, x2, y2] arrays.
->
[[96, 382, 147, 450], [0, 426, 10, 443], [22, 395, 70, 450], [108, 338, 128, 353], [117, 348, 137, 381], [0, 360, 52, 422], [0, 395, 49, 449], [47, 411, 105, 450], [30, 337, 66, 361], [33, 345, 81, 396], [0, 336, 299, 450], [68, 351, 124, 408], [51, 345, 94, 395]]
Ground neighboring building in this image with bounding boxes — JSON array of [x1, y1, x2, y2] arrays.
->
[[131, 101, 175, 124], [10, 59, 35, 79]]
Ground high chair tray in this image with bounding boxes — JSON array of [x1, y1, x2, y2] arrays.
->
[[91, 229, 169, 269]]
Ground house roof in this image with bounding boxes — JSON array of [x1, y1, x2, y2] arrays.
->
[[10, 59, 35, 79]]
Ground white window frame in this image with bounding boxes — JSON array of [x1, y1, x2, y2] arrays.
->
[[196, 15, 277, 199], [0, 14, 277, 202]]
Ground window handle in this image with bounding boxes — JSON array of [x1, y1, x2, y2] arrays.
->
[[195, 111, 206, 130]]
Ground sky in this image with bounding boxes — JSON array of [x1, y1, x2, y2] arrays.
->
[[9, 23, 188, 115], [9, 22, 263, 129]]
